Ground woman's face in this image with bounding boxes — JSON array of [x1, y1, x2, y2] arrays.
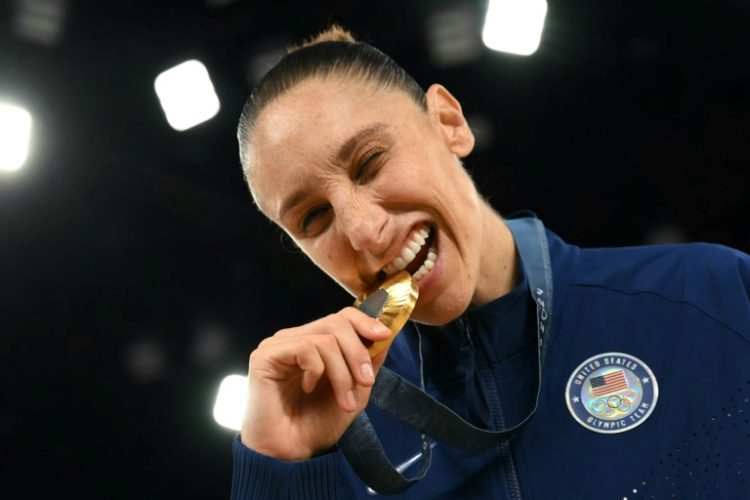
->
[[247, 76, 489, 325]]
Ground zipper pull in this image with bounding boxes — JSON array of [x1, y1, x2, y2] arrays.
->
[[456, 317, 473, 346]]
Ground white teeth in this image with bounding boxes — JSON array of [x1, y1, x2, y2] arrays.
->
[[381, 224, 434, 279], [412, 243, 437, 281], [401, 247, 416, 261], [393, 257, 407, 271]]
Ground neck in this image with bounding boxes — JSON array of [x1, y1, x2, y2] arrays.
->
[[470, 202, 520, 306]]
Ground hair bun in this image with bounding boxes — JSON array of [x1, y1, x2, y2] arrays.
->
[[291, 23, 357, 53]]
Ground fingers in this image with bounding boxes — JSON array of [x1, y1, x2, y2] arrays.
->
[[312, 333, 362, 411], [327, 308, 386, 384], [294, 340, 325, 393], [253, 307, 393, 411]]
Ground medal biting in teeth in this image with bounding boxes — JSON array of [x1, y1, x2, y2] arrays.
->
[[354, 270, 419, 357]]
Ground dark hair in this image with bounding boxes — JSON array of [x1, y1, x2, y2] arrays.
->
[[236, 25, 426, 188]]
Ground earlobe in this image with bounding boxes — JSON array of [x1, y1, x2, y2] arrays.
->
[[425, 84, 475, 158]]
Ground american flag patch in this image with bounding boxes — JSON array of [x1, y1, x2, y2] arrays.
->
[[589, 370, 629, 397], [566, 352, 658, 434]]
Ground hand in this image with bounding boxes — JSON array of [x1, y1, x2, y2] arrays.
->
[[240, 306, 393, 461]]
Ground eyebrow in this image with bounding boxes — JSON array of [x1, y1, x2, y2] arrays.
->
[[331, 122, 390, 166], [278, 122, 391, 222]]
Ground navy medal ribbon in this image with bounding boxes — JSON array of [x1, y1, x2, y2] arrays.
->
[[338, 213, 554, 495]]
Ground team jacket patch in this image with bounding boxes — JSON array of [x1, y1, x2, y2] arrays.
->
[[565, 352, 658, 434]]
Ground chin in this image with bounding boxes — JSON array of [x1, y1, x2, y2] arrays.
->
[[411, 295, 469, 326]]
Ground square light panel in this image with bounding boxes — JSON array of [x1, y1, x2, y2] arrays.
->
[[154, 59, 221, 131], [0, 103, 32, 171], [213, 374, 247, 431], [482, 0, 548, 56]]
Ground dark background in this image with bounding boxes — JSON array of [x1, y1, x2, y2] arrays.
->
[[1, 0, 748, 498]]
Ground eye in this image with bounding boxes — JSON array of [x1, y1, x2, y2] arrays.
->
[[354, 150, 382, 182], [301, 205, 330, 232]]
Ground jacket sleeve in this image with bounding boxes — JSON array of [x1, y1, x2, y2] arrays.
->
[[229, 434, 340, 500]]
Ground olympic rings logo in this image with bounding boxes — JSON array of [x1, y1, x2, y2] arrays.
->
[[589, 390, 639, 417]]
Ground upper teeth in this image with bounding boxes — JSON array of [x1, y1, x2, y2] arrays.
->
[[382, 224, 436, 281]]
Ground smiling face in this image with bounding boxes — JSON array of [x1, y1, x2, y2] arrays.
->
[[246, 76, 515, 325]]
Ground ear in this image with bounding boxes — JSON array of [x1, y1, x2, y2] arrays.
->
[[424, 83, 475, 158]]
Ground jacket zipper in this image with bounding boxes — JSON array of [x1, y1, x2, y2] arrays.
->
[[459, 317, 523, 500]]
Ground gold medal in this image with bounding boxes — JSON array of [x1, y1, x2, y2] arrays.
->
[[354, 270, 419, 357]]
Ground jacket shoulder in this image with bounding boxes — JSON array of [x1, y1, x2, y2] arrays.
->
[[573, 241, 750, 338]]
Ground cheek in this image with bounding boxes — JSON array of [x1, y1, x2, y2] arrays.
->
[[301, 235, 351, 278], [371, 157, 431, 200], [306, 238, 332, 261]]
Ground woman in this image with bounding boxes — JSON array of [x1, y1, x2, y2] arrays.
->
[[230, 25, 750, 499]]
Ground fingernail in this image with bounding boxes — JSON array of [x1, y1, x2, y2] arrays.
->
[[361, 362, 374, 383], [346, 389, 357, 409], [373, 323, 390, 335]]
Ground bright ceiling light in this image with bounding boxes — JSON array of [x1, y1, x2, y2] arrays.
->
[[0, 103, 32, 172], [482, 0, 548, 56], [154, 59, 221, 131], [213, 374, 247, 431]]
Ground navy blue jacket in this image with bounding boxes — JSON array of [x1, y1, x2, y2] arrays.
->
[[230, 223, 750, 499]]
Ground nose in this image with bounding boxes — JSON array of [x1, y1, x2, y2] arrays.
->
[[332, 191, 389, 254]]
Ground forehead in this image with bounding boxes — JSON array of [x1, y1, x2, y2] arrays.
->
[[248, 77, 424, 216], [253, 77, 418, 157]]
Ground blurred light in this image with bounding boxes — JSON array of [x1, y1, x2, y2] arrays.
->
[[124, 339, 166, 383], [190, 324, 230, 366], [644, 223, 687, 245], [466, 113, 495, 151], [213, 374, 247, 431], [205, 0, 239, 8], [12, 0, 67, 46], [154, 60, 220, 131], [425, 7, 483, 67], [482, 0, 548, 56], [0, 103, 32, 172]]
